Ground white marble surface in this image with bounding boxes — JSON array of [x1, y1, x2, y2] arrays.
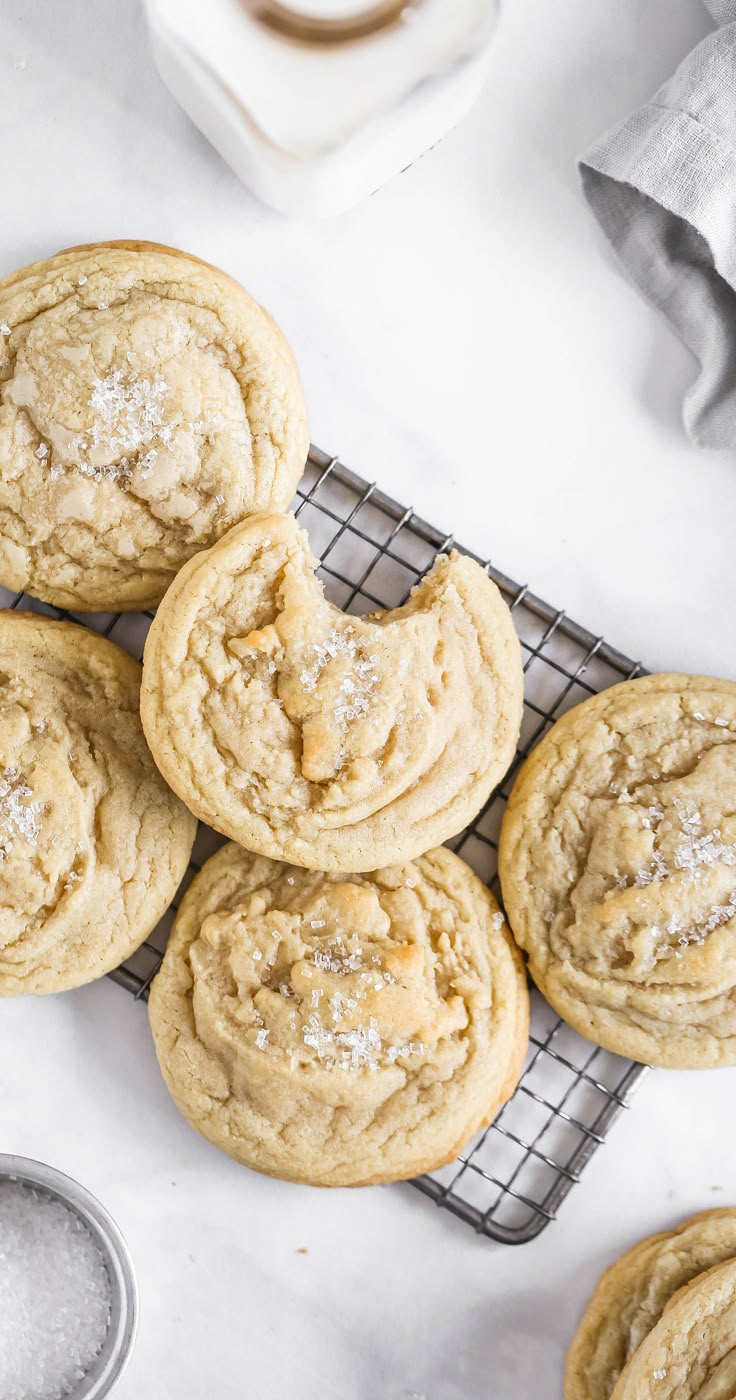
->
[[1, 2, 733, 1397]]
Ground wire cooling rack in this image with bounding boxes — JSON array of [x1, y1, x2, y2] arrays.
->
[[2, 445, 649, 1245]]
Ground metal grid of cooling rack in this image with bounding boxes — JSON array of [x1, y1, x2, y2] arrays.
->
[[1, 444, 649, 1245]]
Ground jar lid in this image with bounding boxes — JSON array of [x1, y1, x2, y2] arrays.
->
[[246, 0, 412, 42], [150, 0, 497, 162]]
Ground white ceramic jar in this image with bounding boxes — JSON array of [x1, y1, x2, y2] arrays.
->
[[143, 0, 500, 216]]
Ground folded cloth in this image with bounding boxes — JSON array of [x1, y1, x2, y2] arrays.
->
[[580, 21, 736, 446], [705, 1, 736, 21]]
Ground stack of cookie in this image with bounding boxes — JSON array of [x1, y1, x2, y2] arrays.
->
[[0, 242, 531, 1185], [565, 1209, 736, 1397]]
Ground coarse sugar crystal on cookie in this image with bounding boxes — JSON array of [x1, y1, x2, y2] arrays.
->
[[0, 241, 308, 610], [148, 842, 529, 1186]]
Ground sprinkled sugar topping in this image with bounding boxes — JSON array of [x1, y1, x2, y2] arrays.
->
[[671, 806, 736, 875], [0, 323, 10, 336], [300, 627, 380, 730], [0, 1181, 112, 1400], [693, 710, 730, 727], [310, 935, 364, 974], [633, 798, 736, 889], [303, 1013, 382, 1069], [656, 892, 736, 959], [250, 921, 425, 1071], [652, 1371, 667, 1382], [621, 795, 736, 964], [303, 937, 421, 1070], [46, 368, 176, 486], [301, 1012, 424, 1072], [0, 768, 42, 859]]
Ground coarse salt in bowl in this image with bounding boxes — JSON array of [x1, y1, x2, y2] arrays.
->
[[0, 1155, 138, 1400]]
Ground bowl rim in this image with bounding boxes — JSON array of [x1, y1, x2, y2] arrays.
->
[[0, 1152, 139, 1399]]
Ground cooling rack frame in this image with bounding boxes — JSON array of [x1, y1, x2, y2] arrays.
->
[[3, 444, 649, 1244]]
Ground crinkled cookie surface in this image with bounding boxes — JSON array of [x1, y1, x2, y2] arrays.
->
[[565, 1208, 736, 1400], [0, 611, 196, 993], [499, 674, 736, 1066], [141, 512, 523, 871], [0, 241, 308, 609], [148, 842, 529, 1185], [610, 1256, 736, 1398]]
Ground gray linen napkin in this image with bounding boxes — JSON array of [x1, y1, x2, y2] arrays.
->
[[580, 14, 736, 446]]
